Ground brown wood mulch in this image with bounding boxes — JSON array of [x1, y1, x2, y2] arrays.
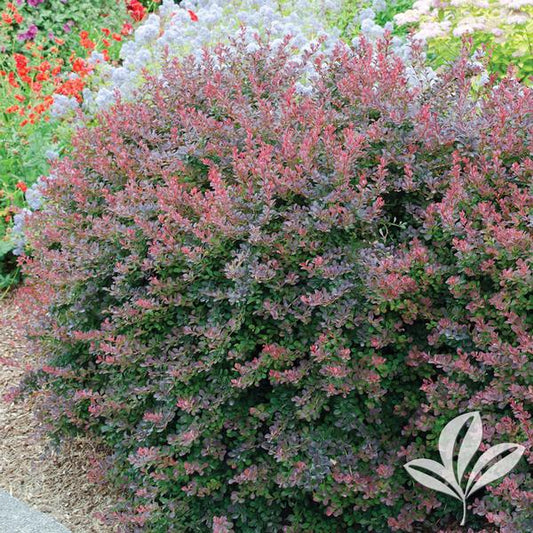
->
[[0, 293, 118, 532]]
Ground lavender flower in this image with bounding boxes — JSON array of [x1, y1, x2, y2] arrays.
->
[[17, 24, 38, 42], [62, 20, 74, 33]]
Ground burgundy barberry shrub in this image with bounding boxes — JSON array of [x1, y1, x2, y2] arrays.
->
[[21, 35, 532, 532]]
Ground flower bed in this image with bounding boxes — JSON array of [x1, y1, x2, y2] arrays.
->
[[336, 0, 532, 79], [0, 0, 158, 287]]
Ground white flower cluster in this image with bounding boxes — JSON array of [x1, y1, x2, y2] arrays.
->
[[83, 0, 344, 111], [394, 0, 432, 26], [49, 94, 79, 118], [394, 0, 532, 43], [11, 210, 30, 256]]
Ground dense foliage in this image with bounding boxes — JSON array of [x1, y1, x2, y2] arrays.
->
[[71, 0, 338, 113], [20, 35, 532, 531], [4, 0, 531, 290]]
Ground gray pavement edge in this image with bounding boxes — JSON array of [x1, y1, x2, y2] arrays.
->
[[0, 490, 70, 533]]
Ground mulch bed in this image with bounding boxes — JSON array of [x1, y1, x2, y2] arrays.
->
[[0, 293, 118, 532]]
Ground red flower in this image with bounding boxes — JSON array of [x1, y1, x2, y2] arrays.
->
[[16, 181, 28, 193], [188, 9, 198, 22], [121, 22, 133, 36], [126, 0, 146, 22], [8, 72, 19, 88], [35, 72, 48, 81], [71, 58, 86, 74], [13, 53, 27, 69]]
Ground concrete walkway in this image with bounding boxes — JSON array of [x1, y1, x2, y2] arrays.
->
[[0, 490, 70, 533]]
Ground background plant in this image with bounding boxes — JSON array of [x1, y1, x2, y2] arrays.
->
[[0, 0, 154, 287], [394, 0, 533, 80], [331, 0, 415, 38], [0, 1, 130, 59], [84, 0, 340, 112], [331, 1, 532, 79], [19, 35, 532, 531]]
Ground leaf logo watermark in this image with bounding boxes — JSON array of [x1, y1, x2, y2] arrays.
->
[[404, 411, 525, 526]]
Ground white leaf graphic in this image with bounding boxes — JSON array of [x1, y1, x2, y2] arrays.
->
[[439, 411, 481, 484], [457, 412, 483, 482], [404, 459, 463, 501], [405, 412, 525, 526], [465, 443, 525, 498]]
